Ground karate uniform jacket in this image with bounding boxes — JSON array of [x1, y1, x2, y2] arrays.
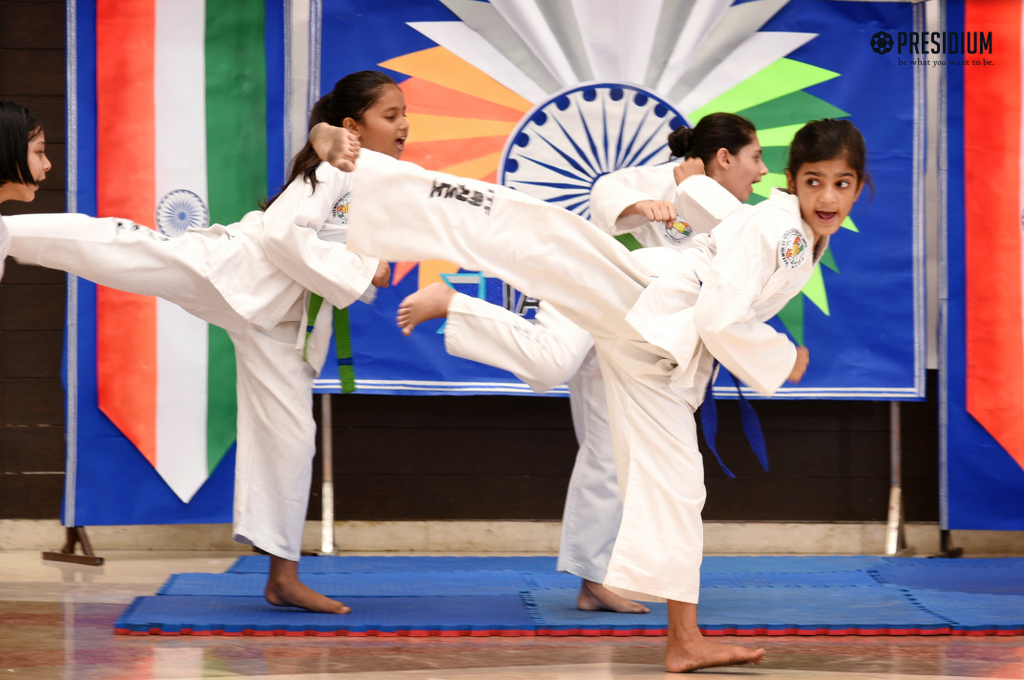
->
[[627, 188, 828, 407], [590, 163, 741, 248]]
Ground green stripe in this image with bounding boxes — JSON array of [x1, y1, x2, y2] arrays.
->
[[615, 233, 644, 251], [334, 307, 357, 394], [204, 0, 267, 472]]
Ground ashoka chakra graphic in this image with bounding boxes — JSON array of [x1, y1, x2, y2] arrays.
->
[[499, 83, 685, 220], [156, 189, 209, 238]]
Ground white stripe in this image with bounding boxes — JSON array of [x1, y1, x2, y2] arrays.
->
[[676, 31, 816, 115], [654, 0, 732, 95], [154, 0, 210, 503], [569, 0, 661, 83], [406, 22, 548, 103], [488, 0, 581, 87]]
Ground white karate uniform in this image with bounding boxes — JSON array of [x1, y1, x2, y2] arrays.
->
[[347, 150, 824, 602], [443, 294, 616, 582], [443, 169, 741, 584], [5, 162, 378, 562], [590, 163, 741, 248]]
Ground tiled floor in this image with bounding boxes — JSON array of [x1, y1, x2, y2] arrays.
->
[[2, 550, 1023, 679]]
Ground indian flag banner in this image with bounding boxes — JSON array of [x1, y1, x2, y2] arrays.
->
[[943, 0, 1024, 530], [63, 0, 287, 521]]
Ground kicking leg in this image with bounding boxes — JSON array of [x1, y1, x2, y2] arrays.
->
[[665, 600, 765, 672], [397, 282, 455, 336]]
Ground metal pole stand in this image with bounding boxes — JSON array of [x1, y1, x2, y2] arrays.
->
[[932, 529, 963, 558], [319, 393, 335, 555], [884, 402, 912, 556], [42, 526, 104, 566]]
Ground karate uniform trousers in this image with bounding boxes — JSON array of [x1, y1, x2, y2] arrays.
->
[[348, 150, 825, 602], [444, 294, 619, 582], [5, 161, 378, 562], [442, 171, 740, 584]]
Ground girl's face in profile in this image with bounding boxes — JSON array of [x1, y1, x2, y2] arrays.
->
[[7, 129, 52, 202], [715, 138, 768, 203], [347, 85, 409, 160]]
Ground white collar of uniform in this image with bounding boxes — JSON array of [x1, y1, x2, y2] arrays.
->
[[766, 188, 829, 265]]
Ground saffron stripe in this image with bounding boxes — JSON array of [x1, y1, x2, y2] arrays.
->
[[964, 0, 1024, 470], [95, 0, 158, 465]]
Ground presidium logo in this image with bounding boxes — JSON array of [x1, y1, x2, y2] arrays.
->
[[870, 30, 993, 57]]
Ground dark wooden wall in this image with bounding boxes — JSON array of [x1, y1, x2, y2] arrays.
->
[[0, 0, 69, 519], [311, 374, 939, 523], [0, 1, 940, 524]]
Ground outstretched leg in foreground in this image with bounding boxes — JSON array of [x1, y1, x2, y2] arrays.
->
[[397, 281, 455, 335], [665, 600, 765, 672], [265, 556, 350, 613]]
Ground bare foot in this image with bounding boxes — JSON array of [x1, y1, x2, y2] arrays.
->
[[665, 599, 764, 672], [665, 637, 766, 673], [265, 555, 350, 614], [577, 580, 650, 613], [397, 282, 456, 336]]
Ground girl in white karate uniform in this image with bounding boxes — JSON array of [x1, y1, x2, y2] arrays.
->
[[3, 72, 406, 615], [345, 118, 868, 672], [0, 101, 52, 279], [396, 113, 766, 615]]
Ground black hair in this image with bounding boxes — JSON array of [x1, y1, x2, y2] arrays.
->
[[787, 118, 872, 191], [667, 112, 757, 164], [0, 100, 42, 188], [265, 70, 397, 207]]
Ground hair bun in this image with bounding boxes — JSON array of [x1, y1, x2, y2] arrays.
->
[[668, 126, 695, 158]]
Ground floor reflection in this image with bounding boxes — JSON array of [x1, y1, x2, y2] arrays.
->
[[1, 550, 1021, 680]]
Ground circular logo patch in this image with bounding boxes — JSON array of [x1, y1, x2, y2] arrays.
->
[[663, 219, 692, 244], [778, 229, 808, 270], [156, 189, 209, 238], [331, 192, 351, 223]]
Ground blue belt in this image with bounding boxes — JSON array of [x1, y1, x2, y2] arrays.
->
[[698, 360, 769, 478]]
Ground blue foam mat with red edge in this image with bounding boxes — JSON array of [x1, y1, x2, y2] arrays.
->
[[116, 556, 1024, 637]]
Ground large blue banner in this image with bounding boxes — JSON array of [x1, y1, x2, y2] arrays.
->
[[317, 0, 926, 399]]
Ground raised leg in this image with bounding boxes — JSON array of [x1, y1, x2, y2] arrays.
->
[[397, 282, 455, 336]]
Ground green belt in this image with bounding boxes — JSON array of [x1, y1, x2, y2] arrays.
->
[[303, 293, 356, 394]]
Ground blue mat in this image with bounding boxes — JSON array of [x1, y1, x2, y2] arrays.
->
[[227, 555, 558, 573], [117, 556, 1024, 637], [159, 571, 531, 597], [117, 595, 535, 635]]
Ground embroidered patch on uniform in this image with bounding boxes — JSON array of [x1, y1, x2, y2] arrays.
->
[[331, 192, 351, 223], [428, 179, 495, 215], [778, 228, 808, 270], [663, 219, 692, 244]]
